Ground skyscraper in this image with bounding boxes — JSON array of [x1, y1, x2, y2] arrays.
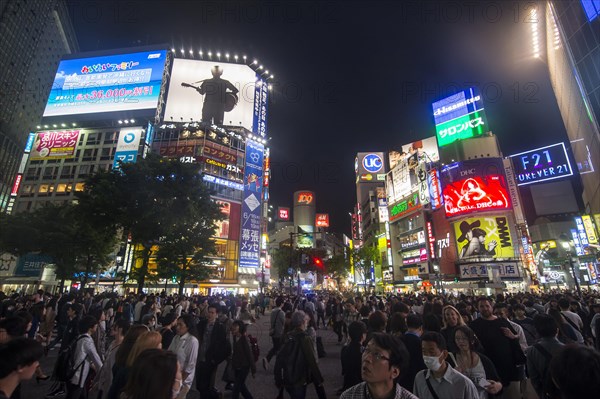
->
[[0, 0, 78, 212]]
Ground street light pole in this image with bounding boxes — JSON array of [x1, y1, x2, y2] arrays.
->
[[567, 254, 582, 297], [559, 233, 582, 297]]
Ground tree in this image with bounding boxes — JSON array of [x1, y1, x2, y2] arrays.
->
[[352, 246, 381, 292], [78, 153, 223, 293], [325, 253, 351, 288]]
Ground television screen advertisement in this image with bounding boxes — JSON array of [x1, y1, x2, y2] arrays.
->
[[30, 130, 80, 160], [239, 139, 264, 269], [453, 215, 516, 261], [164, 58, 259, 131], [431, 88, 488, 147], [440, 158, 511, 217], [508, 142, 574, 186], [43, 50, 168, 117]]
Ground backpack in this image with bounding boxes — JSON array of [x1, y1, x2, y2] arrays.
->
[[52, 334, 88, 382], [274, 334, 307, 387], [247, 334, 259, 362]]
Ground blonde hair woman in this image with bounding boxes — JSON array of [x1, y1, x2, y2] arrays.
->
[[441, 305, 465, 354]]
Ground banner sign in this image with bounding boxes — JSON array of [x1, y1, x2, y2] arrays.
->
[[581, 215, 599, 244], [30, 130, 80, 160], [159, 144, 195, 158], [316, 214, 330, 227], [278, 207, 290, 221], [113, 127, 143, 169], [239, 139, 264, 268], [509, 142, 573, 186], [202, 141, 238, 164], [454, 215, 516, 260], [432, 88, 488, 147], [459, 262, 521, 279], [389, 191, 420, 222], [441, 158, 511, 217], [252, 79, 268, 136], [14, 253, 52, 277]]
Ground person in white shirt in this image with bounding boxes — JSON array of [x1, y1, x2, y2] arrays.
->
[[134, 295, 146, 324], [66, 315, 103, 399], [559, 298, 584, 332], [168, 314, 199, 399]]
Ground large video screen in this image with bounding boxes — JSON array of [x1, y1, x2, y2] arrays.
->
[[43, 50, 168, 117], [453, 215, 516, 260], [164, 59, 263, 132]]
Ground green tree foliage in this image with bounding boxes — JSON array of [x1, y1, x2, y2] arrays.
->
[[77, 153, 223, 293], [352, 246, 381, 291], [325, 253, 351, 288]]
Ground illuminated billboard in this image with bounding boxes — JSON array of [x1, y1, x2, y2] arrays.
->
[[43, 50, 167, 117], [432, 88, 488, 147], [113, 127, 143, 169], [356, 152, 386, 183], [278, 207, 290, 221], [30, 130, 80, 160], [239, 139, 264, 269], [315, 214, 329, 227], [164, 58, 267, 133], [508, 142, 574, 186], [440, 158, 511, 217], [453, 215, 516, 260]]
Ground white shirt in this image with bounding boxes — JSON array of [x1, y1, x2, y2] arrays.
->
[[168, 332, 199, 388], [71, 334, 103, 387]]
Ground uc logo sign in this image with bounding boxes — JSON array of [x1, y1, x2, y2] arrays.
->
[[124, 133, 136, 143], [362, 154, 382, 173]]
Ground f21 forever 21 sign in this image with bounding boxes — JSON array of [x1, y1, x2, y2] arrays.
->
[[509, 142, 573, 186]]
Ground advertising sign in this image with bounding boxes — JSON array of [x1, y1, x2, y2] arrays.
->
[[390, 161, 412, 202], [398, 136, 440, 166], [509, 142, 573, 186], [159, 144, 195, 158], [296, 191, 314, 205], [454, 215, 516, 260], [427, 168, 443, 210], [459, 262, 521, 279], [378, 198, 389, 223], [278, 207, 290, 221], [14, 253, 52, 277], [239, 139, 264, 269], [43, 50, 167, 117], [316, 214, 330, 228], [356, 152, 386, 182], [441, 158, 510, 217], [432, 87, 485, 125], [389, 191, 421, 222], [24, 133, 35, 153], [575, 217, 590, 250], [253, 79, 268, 137], [113, 127, 143, 169], [503, 158, 526, 225], [215, 200, 237, 239], [581, 215, 599, 244], [202, 174, 243, 190], [164, 58, 259, 131], [30, 130, 80, 160]]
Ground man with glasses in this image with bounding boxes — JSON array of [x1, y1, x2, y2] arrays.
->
[[340, 333, 418, 399]]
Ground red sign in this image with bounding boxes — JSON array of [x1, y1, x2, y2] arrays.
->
[[297, 192, 314, 205], [11, 174, 22, 196], [442, 175, 511, 217], [278, 207, 290, 221], [316, 214, 330, 227], [426, 221, 435, 260], [351, 213, 359, 240], [428, 169, 442, 209]]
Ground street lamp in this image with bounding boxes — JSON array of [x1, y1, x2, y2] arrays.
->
[[559, 233, 581, 297]]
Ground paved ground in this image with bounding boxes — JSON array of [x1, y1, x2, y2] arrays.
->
[[22, 311, 344, 399]]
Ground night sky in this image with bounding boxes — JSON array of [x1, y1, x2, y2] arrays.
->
[[69, 0, 568, 234]]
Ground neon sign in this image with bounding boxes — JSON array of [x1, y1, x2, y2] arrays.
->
[[316, 214, 330, 227], [278, 207, 290, 221], [509, 142, 573, 186], [389, 192, 420, 221], [442, 175, 511, 217], [296, 192, 314, 205]]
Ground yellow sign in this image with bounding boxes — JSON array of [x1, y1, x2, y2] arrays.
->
[[582, 215, 598, 244], [453, 215, 516, 259]]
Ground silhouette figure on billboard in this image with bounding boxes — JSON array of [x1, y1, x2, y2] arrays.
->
[[181, 65, 239, 125]]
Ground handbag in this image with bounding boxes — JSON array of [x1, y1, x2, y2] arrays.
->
[[221, 359, 235, 383]]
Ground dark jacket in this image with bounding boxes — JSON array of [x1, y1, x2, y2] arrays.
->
[[231, 335, 256, 374], [399, 332, 426, 391], [274, 330, 324, 388], [526, 337, 564, 398], [197, 319, 230, 365], [341, 341, 363, 390]]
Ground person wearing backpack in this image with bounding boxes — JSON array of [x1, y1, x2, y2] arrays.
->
[[274, 310, 324, 399], [526, 314, 564, 399], [66, 315, 103, 399]]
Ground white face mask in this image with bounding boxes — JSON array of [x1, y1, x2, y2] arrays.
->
[[423, 355, 442, 371]]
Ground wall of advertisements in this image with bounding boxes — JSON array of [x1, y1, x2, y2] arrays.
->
[[432, 88, 488, 147], [164, 59, 265, 132], [43, 50, 168, 118], [440, 158, 511, 218]]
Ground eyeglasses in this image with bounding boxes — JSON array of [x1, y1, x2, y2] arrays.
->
[[361, 347, 390, 362]]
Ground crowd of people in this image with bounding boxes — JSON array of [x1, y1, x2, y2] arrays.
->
[[0, 288, 599, 399]]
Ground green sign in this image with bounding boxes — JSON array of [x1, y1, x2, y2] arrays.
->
[[435, 110, 488, 147], [389, 192, 420, 221]]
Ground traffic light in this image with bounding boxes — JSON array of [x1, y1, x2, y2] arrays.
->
[[312, 256, 324, 269]]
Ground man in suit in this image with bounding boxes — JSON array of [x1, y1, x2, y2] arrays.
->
[[399, 313, 426, 391], [196, 303, 230, 399]]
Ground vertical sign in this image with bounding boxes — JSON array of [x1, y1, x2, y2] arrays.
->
[[427, 168, 442, 210], [503, 158, 526, 225], [113, 127, 143, 169], [575, 217, 590, 250], [239, 139, 264, 269], [581, 215, 599, 244], [571, 229, 584, 256], [253, 79, 268, 137]]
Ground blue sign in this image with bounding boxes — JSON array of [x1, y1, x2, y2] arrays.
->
[[43, 49, 167, 117], [239, 140, 264, 269], [509, 142, 573, 186], [202, 174, 244, 191], [24, 133, 35, 153], [362, 153, 383, 173], [432, 87, 484, 126], [14, 253, 52, 277], [252, 79, 268, 137]]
